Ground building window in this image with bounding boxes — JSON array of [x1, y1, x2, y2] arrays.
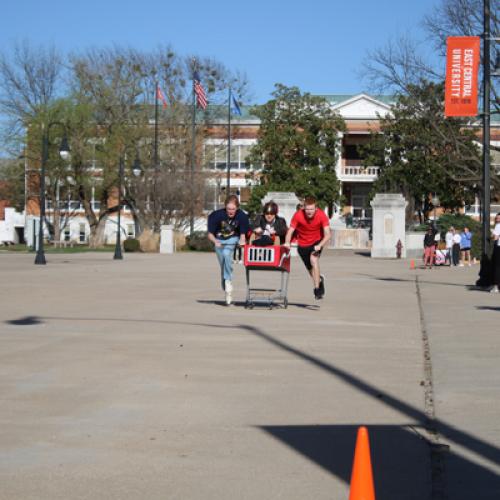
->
[[204, 143, 255, 171], [127, 224, 134, 238], [64, 228, 71, 242], [79, 223, 86, 243]]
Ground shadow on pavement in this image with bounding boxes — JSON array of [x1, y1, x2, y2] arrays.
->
[[196, 299, 320, 310], [358, 273, 486, 290], [476, 306, 500, 311], [6, 315, 43, 325], [240, 324, 500, 500], [261, 424, 429, 499], [4, 315, 500, 498]]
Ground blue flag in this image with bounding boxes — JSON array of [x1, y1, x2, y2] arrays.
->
[[231, 95, 242, 116]]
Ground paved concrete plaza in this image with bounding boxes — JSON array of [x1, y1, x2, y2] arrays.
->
[[0, 250, 499, 499]]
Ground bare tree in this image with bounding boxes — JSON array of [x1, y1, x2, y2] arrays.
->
[[0, 41, 65, 155]]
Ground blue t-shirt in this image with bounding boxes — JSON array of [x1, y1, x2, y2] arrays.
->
[[208, 208, 250, 240], [460, 231, 472, 249]]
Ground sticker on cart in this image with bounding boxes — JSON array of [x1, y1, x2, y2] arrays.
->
[[247, 247, 276, 263]]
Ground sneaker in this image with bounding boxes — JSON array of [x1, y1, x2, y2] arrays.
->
[[319, 275, 325, 296], [225, 280, 233, 305], [490, 285, 499, 293], [459, 263, 464, 267], [314, 287, 323, 300]]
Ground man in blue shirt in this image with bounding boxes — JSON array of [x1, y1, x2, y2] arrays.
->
[[207, 195, 249, 305]]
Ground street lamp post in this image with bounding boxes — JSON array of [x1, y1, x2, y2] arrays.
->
[[35, 123, 70, 265], [477, 0, 499, 286], [113, 156, 125, 260]]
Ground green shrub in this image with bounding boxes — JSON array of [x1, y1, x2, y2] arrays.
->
[[185, 231, 213, 252], [123, 238, 141, 252]]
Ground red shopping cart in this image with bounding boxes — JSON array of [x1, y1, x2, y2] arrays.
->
[[243, 245, 291, 309]]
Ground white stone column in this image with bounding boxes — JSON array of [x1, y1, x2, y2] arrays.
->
[[160, 225, 174, 254], [335, 132, 344, 179], [370, 193, 407, 258]]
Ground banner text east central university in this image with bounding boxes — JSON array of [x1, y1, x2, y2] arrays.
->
[[445, 36, 480, 117]]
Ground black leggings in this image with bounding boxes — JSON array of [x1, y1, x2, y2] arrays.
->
[[452, 243, 461, 266], [492, 245, 500, 286]]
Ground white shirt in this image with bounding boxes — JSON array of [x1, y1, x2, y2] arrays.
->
[[445, 231, 453, 249], [493, 223, 500, 247], [453, 233, 461, 245]]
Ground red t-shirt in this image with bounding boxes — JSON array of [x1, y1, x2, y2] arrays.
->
[[290, 209, 330, 247]]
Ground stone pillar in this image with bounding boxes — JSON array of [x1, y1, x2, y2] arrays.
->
[[370, 193, 407, 258], [160, 225, 174, 254]]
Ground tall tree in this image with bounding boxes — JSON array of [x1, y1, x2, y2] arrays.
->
[[247, 84, 345, 215], [364, 82, 483, 221], [0, 41, 65, 156]]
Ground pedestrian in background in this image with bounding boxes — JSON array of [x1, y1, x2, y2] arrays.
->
[[491, 213, 500, 293], [445, 226, 454, 265], [460, 227, 473, 266], [423, 227, 436, 269], [452, 229, 461, 266]]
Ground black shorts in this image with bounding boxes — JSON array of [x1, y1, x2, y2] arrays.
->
[[297, 240, 322, 270]]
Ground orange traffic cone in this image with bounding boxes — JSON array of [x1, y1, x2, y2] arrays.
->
[[349, 426, 376, 500], [410, 259, 415, 270]]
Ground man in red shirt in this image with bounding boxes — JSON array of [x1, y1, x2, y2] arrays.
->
[[284, 196, 331, 299]]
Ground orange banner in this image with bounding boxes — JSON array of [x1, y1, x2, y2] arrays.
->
[[445, 36, 480, 117]]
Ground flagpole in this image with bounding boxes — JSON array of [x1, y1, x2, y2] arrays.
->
[[190, 63, 196, 237], [154, 81, 159, 232], [227, 87, 232, 194]]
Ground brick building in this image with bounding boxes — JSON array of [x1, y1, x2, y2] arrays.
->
[[3, 93, 500, 246]]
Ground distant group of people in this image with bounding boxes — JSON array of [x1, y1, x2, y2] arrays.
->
[[207, 195, 330, 305], [423, 225, 473, 269]]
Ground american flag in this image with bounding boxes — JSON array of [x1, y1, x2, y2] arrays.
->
[[193, 71, 208, 109]]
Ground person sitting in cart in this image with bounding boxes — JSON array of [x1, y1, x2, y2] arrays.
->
[[284, 196, 331, 300], [251, 201, 288, 246], [207, 195, 250, 306]]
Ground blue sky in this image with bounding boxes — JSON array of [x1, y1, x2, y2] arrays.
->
[[1, 0, 442, 103]]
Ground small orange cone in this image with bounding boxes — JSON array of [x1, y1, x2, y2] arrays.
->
[[349, 426, 376, 500], [410, 259, 415, 270]]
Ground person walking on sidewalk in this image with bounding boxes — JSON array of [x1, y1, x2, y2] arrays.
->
[[284, 197, 331, 300], [490, 213, 500, 293], [423, 227, 436, 269], [207, 195, 249, 305], [460, 227, 473, 266]]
